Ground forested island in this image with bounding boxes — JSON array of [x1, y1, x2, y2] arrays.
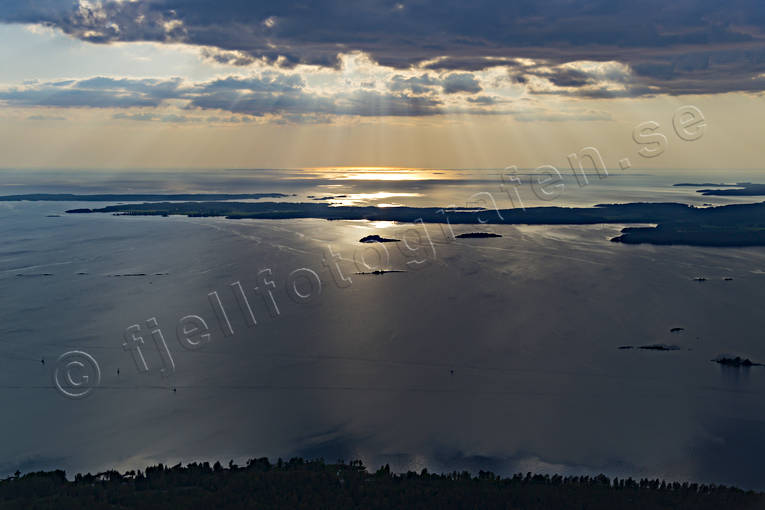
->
[[2, 458, 762, 510], [66, 200, 765, 247], [360, 234, 400, 243], [713, 356, 764, 367], [456, 232, 503, 238]]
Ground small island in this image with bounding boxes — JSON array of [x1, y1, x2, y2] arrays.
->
[[639, 344, 681, 351], [712, 356, 763, 367], [455, 232, 502, 239], [669, 327, 685, 333], [618, 344, 681, 351], [359, 234, 400, 243]]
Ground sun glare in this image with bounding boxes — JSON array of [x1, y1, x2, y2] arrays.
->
[[306, 166, 439, 181]]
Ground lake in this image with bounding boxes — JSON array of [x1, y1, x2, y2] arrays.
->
[[2, 168, 765, 489]]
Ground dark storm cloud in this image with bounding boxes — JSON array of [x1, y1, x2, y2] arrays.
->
[[3, 1, 765, 94]]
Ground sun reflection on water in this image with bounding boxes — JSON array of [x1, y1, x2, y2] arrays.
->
[[328, 191, 422, 206], [306, 166, 442, 182]]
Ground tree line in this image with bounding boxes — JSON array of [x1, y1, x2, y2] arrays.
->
[[1, 457, 762, 509]]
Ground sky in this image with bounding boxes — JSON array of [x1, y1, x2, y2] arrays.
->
[[0, 1, 764, 170]]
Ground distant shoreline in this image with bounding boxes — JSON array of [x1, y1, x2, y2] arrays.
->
[[65, 199, 765, 247], [674, 182, 765, 197], [0, 193, 291, 201]]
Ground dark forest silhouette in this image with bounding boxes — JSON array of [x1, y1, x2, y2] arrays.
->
[[2, 457, 763, 509]]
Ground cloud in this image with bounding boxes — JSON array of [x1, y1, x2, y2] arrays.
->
[[388, 73, 482, 95], [0, 67, 621, 122], [193, 74, 305, 93], [26, 114, 66, 121], [466, 59, 667, 98], [388, 74, 438, 94], [187, 87, 443, 118], [113, 112, 159, 121], [0, 72, 448, 119], [200, 47, 257, 67], [466, 95, 502, 105], [0, 76, 183, 108], [112, 112, 198, 123], [441, 73, 482, 94], [424, 57, 519, 71], [3, 1, 765, 94]]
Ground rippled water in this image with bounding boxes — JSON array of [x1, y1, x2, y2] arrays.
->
[[2, 169, 765, 488]]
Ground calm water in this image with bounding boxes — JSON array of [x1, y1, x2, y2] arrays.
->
[[2, 169, 765, 488]]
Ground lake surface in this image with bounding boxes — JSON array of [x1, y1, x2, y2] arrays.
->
[[2, 169, 765, 489]]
